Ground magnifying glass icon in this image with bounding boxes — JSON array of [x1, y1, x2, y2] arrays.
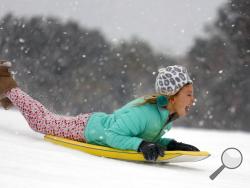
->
[[210, 147, 243, 180]]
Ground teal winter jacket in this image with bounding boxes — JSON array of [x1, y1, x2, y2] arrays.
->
[[83, 98, 174, 151]]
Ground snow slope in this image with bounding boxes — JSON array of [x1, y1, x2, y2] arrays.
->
[[0, 109, 249, 188]]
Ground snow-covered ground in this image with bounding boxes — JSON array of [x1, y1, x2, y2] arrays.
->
[[0, 108, 249, 188]]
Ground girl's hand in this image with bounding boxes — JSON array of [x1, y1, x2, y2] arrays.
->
[[166, 140, 200, 151], [138, 141, 165, 161]]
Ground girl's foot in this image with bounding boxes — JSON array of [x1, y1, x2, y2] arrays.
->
[[0, 97, 13, 110], [0, 60, 17, 109]]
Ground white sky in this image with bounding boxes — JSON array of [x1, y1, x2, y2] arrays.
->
[[0, 0, 226, 55]]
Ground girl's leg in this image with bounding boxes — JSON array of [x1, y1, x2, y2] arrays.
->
[[5, 87, 91, 142]]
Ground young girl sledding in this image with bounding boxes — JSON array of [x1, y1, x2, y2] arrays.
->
[[0, 60, 199, 161]]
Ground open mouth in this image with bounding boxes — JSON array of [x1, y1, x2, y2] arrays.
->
[[185, 105, 191, 112]]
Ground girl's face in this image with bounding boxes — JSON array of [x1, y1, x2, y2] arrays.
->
[[171, 84, 194, 117]]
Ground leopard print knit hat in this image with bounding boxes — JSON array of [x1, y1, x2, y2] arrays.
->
[[155, 65, 193, 96]]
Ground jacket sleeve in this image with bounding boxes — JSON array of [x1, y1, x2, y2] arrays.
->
[[105, 108, 147, 151]]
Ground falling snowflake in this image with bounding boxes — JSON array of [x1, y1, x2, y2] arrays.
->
[[19, 38, 25, 43]]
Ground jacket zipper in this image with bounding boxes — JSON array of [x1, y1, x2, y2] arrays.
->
[[152, 113, 178, 142]]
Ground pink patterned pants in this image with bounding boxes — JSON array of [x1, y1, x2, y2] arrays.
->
[[6, 88, 91, 142]]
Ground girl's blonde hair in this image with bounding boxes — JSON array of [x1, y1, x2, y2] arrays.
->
[[137, 83, 191, 106], [136, 94, 175, 106]]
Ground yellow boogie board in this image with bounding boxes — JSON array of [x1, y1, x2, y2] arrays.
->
[[44, 135, 210, 163]]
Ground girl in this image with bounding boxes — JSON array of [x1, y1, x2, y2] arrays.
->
[[0, 60, 199, 161]]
